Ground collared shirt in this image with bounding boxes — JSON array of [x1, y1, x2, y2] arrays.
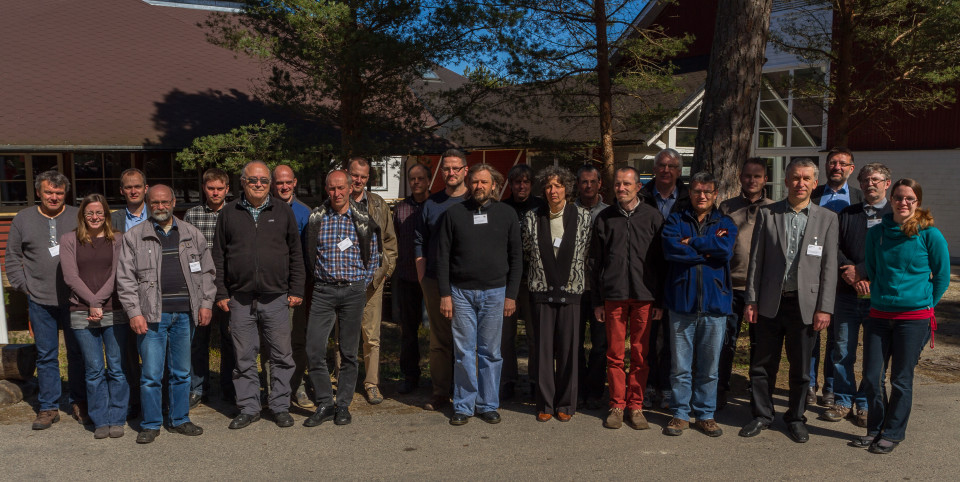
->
[[783, 204, 810, 292], [393, 196, 426, 282], [818, 182, 852, 213], [184, 203, 222, 249], [653, 185, 678, 219], [239, 194, 271, 223], [863, 198, 888, 229], [315, 207, 379, 284], [125, 205, 148, 231]]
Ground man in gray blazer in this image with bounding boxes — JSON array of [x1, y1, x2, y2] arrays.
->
[[739, 158, 839, 443]]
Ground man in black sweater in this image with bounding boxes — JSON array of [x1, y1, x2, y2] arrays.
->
[[820, 162, 892, 427], [438, 164, 522, 426]]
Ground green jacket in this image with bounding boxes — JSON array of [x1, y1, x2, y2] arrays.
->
[[865, 214, 950, 312]]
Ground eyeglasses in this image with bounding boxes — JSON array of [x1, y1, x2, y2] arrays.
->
[[440, 166, 465, 173], [827, 161, 853, 168], [891, 195, 918, 205], [655, 163, 680, 171], [83, 211, 105, 218], [243, 176, 271, 185], [690, 189, 716, 197], [149, 200, 173, 207], [860, 176, 888, 185]]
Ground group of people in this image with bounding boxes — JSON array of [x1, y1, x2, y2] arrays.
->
[[5, 147, 949, 454]]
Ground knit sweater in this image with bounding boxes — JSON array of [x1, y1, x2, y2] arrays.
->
[[4, 205, 79, 305], [865, 214, 951, 312]]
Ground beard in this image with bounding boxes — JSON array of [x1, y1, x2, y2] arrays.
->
[[151, 209, 171, 222], [471, 189, 492, 204]]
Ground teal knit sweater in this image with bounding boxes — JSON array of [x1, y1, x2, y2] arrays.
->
[[865, 214, 951, 312]]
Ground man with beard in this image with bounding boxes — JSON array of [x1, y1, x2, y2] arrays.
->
[[439, 164, 522, 425], [117, 185, 216, 443]]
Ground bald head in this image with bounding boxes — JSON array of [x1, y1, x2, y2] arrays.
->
[[147, 184, 175, 224], [147, 184, 175, 202], [243, 161, 270, 179], [272, 164, 297, 203]]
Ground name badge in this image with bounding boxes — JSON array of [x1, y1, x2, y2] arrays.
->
[[806, 244, 823, 257], [553, 237, 562, 248], [189, 261, 202, 273], [48, 245, 60, 257], [473, 214, 488, 225], [866, 219, 881, 229], [337, 237, 354, 251]]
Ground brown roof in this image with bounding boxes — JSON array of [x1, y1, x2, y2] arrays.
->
[[0, 0, 280, 149]]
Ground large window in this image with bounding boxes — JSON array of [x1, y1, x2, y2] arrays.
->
[[72, 152, 134, 204], [0, 154, 61, 207], [756, 67, 826, 149], [142, 152, 202, 204]]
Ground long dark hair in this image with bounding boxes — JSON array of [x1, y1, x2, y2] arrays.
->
[[892, 178, 934, 237], [76, 193, 116, 245]]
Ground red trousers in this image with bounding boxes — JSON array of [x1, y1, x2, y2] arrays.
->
[[604, 300, 653, 410]]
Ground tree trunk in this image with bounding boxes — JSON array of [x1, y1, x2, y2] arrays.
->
[[831, 2, 855, 147], [693, 0, 773, 201], [594, 0, 616, 198]]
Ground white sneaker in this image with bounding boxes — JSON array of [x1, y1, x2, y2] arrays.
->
[[659, 390, 672, 410], [643, 387, 657, 408]]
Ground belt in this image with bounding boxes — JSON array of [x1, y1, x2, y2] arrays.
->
[[318, 279, 365, 287], [781, 290, 798, 299]]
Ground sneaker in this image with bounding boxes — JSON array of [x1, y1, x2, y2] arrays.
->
[[294, 388, 315, 409], [643, 388, 657, 408], [854, 408, 868, 428], [695, 419, 723, 437], [136, 429, 160, 444], [659, 390, 672, 410], [170, 421, 203, 436], [604, 407, 624, 429], [109, 425, 124, 438], [626, 409, 649, 430], [31, 410, 60, 430], [365, 386, 384, 405], [662, 417, 689, 436], [821, 405, 851, 422]]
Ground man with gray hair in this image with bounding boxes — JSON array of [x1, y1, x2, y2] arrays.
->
[[821, 162, 892, 427], [213, 161, 305, 430], [640, 148, 690, 409], [740, 158, 838, 443], [5, 170, 85, 430]]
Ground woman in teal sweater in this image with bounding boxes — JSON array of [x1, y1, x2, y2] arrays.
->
[[858, 178, 950, 454]]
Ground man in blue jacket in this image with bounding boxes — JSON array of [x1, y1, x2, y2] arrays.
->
[[660, 171, 737, 437]]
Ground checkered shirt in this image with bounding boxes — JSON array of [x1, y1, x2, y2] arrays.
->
[[315, 207, 379, 284], [183, 204, 221, 249]]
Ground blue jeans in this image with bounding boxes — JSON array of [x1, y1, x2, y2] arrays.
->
[[28, 298, 85, 411], [831, 293, 870, 409], [668, 310, 725, 421], [73, 324, 129, 428], [810, 321, 836, 393], [451, 285, 505, 415], [138, 312, 194, 430], [862, 317, 929, 442]]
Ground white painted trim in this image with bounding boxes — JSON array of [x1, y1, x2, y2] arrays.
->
[[645, 89, 705, 146], [143, 1, 242, 12]]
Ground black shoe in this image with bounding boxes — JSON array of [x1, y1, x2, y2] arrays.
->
[[787, 421, 809, 443], [189, 393, 206, 409], [849, 434, 877, 448], [397, 379, 418, 395], [170, 421, 204, 436], [819, 390, 836, 407], [805, 387, 817, 406], [716, 390, 728, 411], [868, 438, 899, 454], [500, 383, 515, 401], [274, 411, 294, 428], [738, 419, 769, 438], [228, 413, 261, 430], [334, 406, 352, 425], [450, 413, 470, 426], [304, 405, 336, 427], [477, 410, 501, 424], [136, 428, 160, 444], [127, 403, 141, 421]]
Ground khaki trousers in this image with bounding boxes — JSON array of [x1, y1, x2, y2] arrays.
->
[[421, 276, 453, 398]]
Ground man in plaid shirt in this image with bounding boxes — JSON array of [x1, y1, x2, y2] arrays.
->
[[302, 170, 381, 427], [185, 168, 235, 407]]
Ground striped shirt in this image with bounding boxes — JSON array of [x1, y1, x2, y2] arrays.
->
[[315, 208, 379, 284], [154, 221, 191, 313], [184, 203, 222, 249]]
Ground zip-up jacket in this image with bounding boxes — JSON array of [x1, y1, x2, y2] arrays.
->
[[212, 196, 305, 300], [589, 200, 665, 307], [865, 214, 950, 312], [116, 218, 216, 324], [662, 207, 738, 315]]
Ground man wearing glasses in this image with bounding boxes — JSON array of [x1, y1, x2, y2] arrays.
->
[[808, 147, 864, 408], [414, 149, 469, 411], [639, 148, 691, 410], [212, 161, 305, 430]]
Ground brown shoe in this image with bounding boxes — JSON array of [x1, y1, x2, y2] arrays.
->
[[626, 409, 650, 430], [820, 405, 851, 422], [536, 413, 552, 422], [71, 402, 91, 425], [32, 410, 60, 430], [854, 408, 868, 428], [604, 407, 624, 429], [424, 395, 450, 411], [694, 419, 723, 437], [662, 417, 689, 436], [556, 412, 572, 422]]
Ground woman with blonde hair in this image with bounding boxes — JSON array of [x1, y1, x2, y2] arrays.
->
[[856, 179, 950, 453], [60, 193, 127, 439]]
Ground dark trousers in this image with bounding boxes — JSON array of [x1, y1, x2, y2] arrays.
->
[[289, 301, 310, 395], [646, 310, 672, 391], [190, 306, 235, 400], [862, 317, 929, 442], [229, 293, 294, 415], [306, 281, 366, 407], [578, 291, 607, 400], [749, 296, 816, 424], [531, 302, 579, 415], [501, 282, 533, 387], [396, 277, 425, 382], [718, 290, 755, 393]]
